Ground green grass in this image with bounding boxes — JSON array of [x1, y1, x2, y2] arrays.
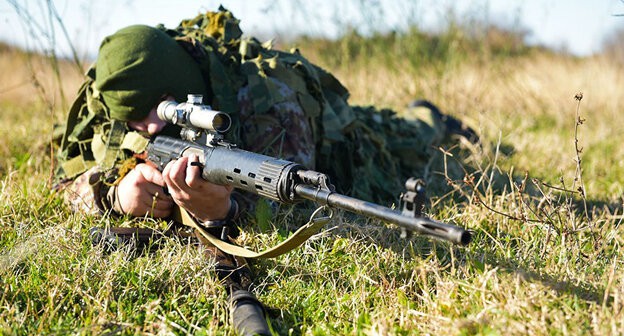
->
[[2, 26, 624, 336]]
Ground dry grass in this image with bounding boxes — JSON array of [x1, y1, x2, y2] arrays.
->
[[2, 35, 624, 335], [0, 44, 83, 111]]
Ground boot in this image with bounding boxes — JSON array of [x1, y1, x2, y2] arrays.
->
[[408, 99, 479, 143]]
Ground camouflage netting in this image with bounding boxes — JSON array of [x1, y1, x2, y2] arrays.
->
[[160, 6, 444, 203]]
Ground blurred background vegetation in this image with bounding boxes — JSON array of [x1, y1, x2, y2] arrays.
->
[[2, 0, 624, 335]]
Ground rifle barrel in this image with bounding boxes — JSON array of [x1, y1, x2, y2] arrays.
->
[[294, 184, 472, 245]]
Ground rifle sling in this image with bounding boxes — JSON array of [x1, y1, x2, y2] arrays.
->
[[172, 205, 332, 259]]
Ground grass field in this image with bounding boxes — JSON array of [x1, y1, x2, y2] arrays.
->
[[1, 19, 623, 335]]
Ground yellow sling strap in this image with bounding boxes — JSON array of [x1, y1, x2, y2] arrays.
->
[[171, 205, 333, 259]]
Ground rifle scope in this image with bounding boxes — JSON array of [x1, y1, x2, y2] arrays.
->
[[157, 94, 231, 133]]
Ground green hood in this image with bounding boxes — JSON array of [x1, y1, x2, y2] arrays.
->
[[95, 25, 206, 121]]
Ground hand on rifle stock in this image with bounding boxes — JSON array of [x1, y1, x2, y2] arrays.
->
[[116, 163, 174, 218], [162, 154, 233, 222]]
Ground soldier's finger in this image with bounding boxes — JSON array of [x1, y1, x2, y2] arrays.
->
[[141, 195, 172, 216], [156, 191, 173, 202], [137, 163, 166, 187], [162, 158, 184, 191], [185, 153, 203, 188], [152, 196, 174, 210], [147, 188, 173, 204], [143, 183, 167, 200], [168, 156, 190, 190], [149, 205, 172, 218], [162, 160, 173, 188]]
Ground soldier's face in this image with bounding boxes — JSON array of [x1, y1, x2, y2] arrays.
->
[[127, 107, 166, 135], [127, 96, 174, 135]]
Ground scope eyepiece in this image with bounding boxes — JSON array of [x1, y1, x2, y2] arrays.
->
[[157, 95, 231, 133]]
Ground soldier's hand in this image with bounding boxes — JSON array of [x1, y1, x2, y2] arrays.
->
[[162, 153, 233, 222], [116, 163, 174, 218]]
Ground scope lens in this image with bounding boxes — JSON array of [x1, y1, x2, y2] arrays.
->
[[212, 114, 231, 132]]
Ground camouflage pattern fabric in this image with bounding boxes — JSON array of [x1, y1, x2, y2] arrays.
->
[[60, 166, 108, 215], [318, 105, 440, 203], [237, 77, 316, 169]]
